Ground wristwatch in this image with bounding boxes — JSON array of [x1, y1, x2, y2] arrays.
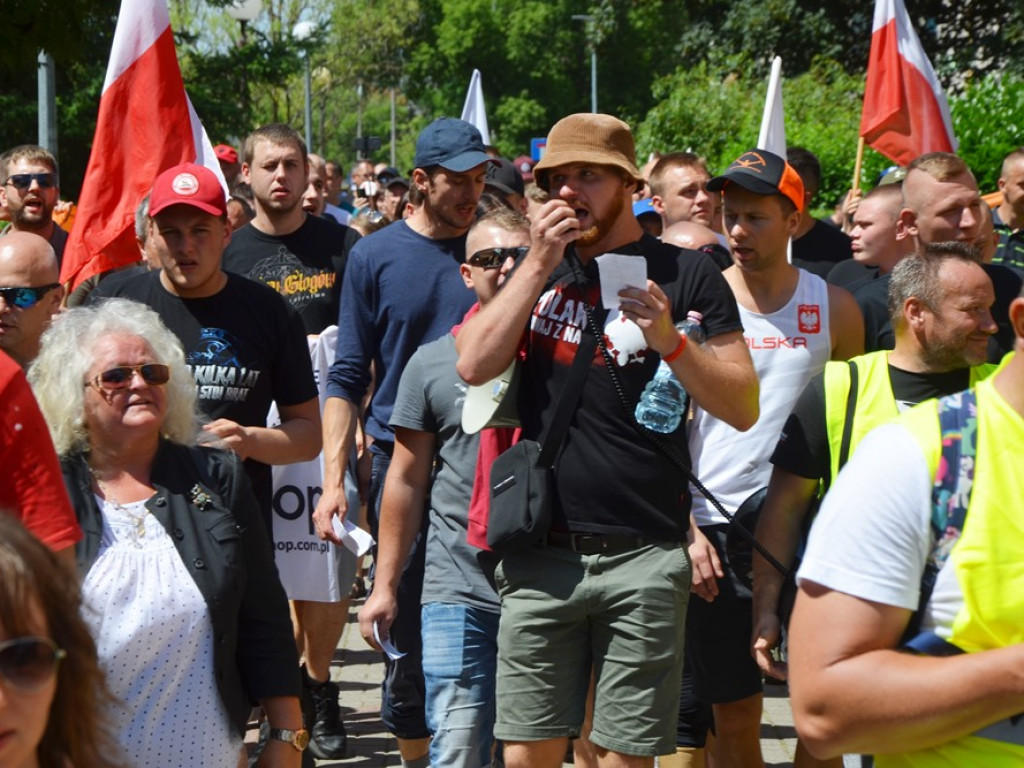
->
[[267, 727, 310, 752]]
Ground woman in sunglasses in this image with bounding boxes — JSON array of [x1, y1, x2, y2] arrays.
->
[[0, 513, 124, 768], [29, 299, 305, 767]]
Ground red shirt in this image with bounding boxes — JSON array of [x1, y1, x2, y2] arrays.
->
[[0, 351, 82, 551]]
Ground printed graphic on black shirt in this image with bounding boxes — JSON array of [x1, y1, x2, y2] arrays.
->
[[249, 248, 336, 314], [531, 275, 650, 368], [188, 327, 262, 404]]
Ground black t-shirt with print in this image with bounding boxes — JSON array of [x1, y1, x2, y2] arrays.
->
[[520, 235, 743, 541], [223, 214, 360, 334], [90, 270, 317, 527]]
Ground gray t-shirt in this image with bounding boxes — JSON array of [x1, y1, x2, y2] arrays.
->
[[390, 333, 499, 611]]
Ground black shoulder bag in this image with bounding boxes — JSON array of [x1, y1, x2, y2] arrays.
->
[[487, 303, 601, 553]]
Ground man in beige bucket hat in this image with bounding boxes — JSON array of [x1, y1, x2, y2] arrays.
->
[[456, 113, 758, 767]]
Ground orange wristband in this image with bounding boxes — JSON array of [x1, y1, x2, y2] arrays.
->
[[662, 333, 687, 363]]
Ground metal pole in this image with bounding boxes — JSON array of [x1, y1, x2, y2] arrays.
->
[[590, 48, 597, 113], [37, 52, 58, 155], [390, 88, 397, 167], [356, 81, 364, 160], [303, 54, 313, 152]]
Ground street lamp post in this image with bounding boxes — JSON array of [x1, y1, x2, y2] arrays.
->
[[572, 14, 597, 113], [227, 0, 262, 131], [292, 21, 315, 153]]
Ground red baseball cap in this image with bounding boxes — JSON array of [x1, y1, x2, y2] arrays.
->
[[214, 144, 238, 164], [149, 163, 227, 218]]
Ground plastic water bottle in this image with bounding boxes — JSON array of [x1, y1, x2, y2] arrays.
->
[[635, 311, 705, 433]]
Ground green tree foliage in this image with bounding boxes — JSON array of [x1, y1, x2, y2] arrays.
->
[[635, 57, 894, 215], [950, 74, 1024, 193]]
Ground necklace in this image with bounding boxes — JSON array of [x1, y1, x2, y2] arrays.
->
[[89, 467, 151, 548]]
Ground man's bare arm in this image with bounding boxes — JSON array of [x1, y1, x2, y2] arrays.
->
[[312, 396, 360, 544], [750, 466, 819, 678], [789, 582, 1024, 759], [203, 397, 321, 464], [827, 284, 864, 361], [357, 428, 435, 650], [456, 199, 580, 384]]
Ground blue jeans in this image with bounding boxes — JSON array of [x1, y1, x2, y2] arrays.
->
[[421, 602, 500, 768]]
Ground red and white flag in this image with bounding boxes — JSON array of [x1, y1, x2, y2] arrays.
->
[[61, 0, 225, 291], [860, 0, 956, 166]]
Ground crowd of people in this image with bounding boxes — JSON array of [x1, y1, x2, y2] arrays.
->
[[0, 109, 1022, 768]]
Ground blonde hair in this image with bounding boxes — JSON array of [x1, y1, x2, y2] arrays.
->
[[28, 298, 199, 455]]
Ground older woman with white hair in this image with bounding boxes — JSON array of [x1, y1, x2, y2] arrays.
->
[[29, 298, 307, 768]]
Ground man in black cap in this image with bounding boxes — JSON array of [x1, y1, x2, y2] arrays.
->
[[485, 156, 527, 213], [314, 117, 493, 768]]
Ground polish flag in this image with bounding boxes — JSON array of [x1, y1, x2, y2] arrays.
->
[[860, 0, 956, 166], [61, 0, 225, 292]]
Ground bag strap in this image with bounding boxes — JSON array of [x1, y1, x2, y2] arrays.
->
[[836, 359, 859, 471], [567, 255, 790, 577], [535, 267, 602, 469], [903, 389, 977, 642]]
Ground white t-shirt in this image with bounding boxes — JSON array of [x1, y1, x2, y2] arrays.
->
[[797, 423, 960, 638]]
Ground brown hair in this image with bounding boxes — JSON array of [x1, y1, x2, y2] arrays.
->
[[907, 152, 972, 184], [0, 515, 125, 768], [648, 152, 709, 198], [1, 144, 58, 181], [242, 123, 307, 167]]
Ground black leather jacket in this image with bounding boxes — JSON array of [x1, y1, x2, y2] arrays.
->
[[62, 439, 300, 736]]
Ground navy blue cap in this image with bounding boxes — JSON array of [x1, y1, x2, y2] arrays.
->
[[414, 118, 495, 172]]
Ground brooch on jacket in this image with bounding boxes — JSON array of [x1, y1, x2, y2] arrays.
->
[[190, 485, 214, 510]]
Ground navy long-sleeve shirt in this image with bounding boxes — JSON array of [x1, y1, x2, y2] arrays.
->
[[326, 220, 476, 445]]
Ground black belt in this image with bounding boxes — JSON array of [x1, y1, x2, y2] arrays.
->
[[546, 531, 655, 555]]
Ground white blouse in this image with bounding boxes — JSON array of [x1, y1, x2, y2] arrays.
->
[[82, 496, 241, 768]]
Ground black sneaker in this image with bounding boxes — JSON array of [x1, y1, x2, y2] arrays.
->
[[303, 666, 348, 759]]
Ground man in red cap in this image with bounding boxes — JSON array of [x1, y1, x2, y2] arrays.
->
[[89, 162, 321, 538], [456, 114, 759, 768], [214, 143, 241, 187]]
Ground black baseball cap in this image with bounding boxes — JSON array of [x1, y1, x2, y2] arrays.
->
[[485, 157, 525, 198], [707, 149, 805, 213]]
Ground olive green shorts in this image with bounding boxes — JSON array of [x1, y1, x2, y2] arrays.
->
[[494, 541, 690, 756]]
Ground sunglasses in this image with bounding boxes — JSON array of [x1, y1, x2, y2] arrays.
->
[[3, 173, 57, 191], [0, 637, 65, 691], [467, 246, 529, 269], [0, 283, 60, 309], [87, 363, 171, 391]]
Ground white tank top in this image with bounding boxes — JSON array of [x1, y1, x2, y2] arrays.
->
[[689, 269, 833, 526]]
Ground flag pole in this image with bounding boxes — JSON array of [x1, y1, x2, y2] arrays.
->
[[852, 136, 865, 194]]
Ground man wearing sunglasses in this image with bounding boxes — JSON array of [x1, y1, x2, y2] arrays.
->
[[314, 117, 493, 768], [0, 231, 63, 369], [360, 208, 529, 767], [0, 145, 67, 266]]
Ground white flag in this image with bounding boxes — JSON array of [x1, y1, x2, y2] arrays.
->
[[461, 69, 491, 146], [757, 57, 786, 157]]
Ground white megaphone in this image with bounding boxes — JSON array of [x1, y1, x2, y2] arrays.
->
[[461, 359, 521, 434]]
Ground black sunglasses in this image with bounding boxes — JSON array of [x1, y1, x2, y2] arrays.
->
[[0, 637, 66, 691], [0, 283, 60, 309], [467, 246, 529, 269], [87, 363, 171, 391], [3, 173, 57, 191]]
